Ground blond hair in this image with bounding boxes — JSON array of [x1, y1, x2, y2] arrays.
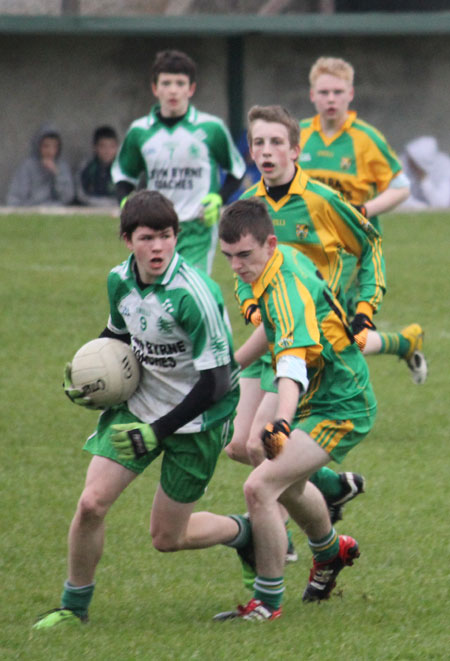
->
[[309, 57, 354, 87], [247, 105, 300, 149]]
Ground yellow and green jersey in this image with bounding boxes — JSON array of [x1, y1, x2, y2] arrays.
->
[[254, 245, 376, 421], [238, 165, 385, 316], [299, 111, 403, 232]]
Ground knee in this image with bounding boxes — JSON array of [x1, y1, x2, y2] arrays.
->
[[76, 491, 108, 522], [243, 474, 269, 510], [150, 527, 181, 553], [225, 439, 248, 463]]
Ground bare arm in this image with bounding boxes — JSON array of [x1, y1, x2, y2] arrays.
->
[[235, 324, 269, 369], [274, 377, 302, 425], [365, 186, 410, 218]]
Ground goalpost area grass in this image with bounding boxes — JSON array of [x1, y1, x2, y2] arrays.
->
[[0, 211, 448, 660]]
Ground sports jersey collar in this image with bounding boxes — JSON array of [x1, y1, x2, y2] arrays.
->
[[127, 251, 182, 288], [148, 104, 197, 127], [312, 110, 357, 138], [251, 247, 284, 299], [255, 165, 309, 199]]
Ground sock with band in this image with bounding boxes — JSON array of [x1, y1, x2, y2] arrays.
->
[[254, 575, 284, 610], [61, 580, 95, 618], [224, 514, 252, 549], [308, 528, 339, 563]]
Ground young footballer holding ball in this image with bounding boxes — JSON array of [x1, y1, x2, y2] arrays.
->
[[33, 191, 257, 629]]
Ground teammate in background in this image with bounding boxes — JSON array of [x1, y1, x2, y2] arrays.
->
[[32, 190, 262, 630], [300, 56, 426, 384], [112, 49, 246, 274], [6, 124, 74, 207], [227, 104, 386, 525], [76, 125, 119, 207], [214, 198, 374, 621]]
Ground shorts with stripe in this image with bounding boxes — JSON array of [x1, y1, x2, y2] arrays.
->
[[293, 410, 376, 463], [84, 404, 233, 503]]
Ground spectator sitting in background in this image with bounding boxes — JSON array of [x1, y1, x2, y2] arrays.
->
[[400, 136, 450, 209], [76, 125, 119, 207], [6, 124, 74, 207]]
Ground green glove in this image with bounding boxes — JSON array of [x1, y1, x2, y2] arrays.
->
[[110, 423, 159, 460], [201, 193, 222, 227], [63, 362, 100, 409], [119, 194, 130, 210]]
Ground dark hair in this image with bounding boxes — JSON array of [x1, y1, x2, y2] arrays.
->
[[120, 190, 179, 239], [219, 198, 274, 246], [247, 105, 300, 148], [93, 125, 118, 144], [151, 50, 197, 84]]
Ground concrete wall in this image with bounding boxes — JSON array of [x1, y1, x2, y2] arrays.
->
[[1, 31, 449, 202]]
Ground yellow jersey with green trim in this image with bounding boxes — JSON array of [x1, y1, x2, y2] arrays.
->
[[299, 111, 403, 232], [238, 165, 385, 314], [254, 245, 376, 420]]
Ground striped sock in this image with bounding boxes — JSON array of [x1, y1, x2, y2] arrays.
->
[[254, 575, 284, 610], [378, 332, 410, 357], [308, 528, 339, 563]]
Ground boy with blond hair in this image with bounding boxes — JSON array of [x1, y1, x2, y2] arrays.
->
[[300, 57, 426, 383]]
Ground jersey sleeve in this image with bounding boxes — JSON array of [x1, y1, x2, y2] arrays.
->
[[234, 274, 259, 320], [263, 269, 322, 367], [206, 120, 246, 178], [357, 125, 403, 194], [105, 270, 128, 335], [176, 274, 232, 371], [111, 126, 146, 186], [324, 193, 386, 312]]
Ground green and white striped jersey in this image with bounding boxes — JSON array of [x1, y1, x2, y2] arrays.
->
[[106, 252, 239, 432], [112, 104, 245, 222]]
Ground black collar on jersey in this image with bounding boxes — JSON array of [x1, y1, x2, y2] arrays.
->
[[264, 171, 296, 202], [132, 260, 148, 291], [156, 110, 187, 127]]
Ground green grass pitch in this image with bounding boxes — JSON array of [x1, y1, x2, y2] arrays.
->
[[0, 211, 448, 660]]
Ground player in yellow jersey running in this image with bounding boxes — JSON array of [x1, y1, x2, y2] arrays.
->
[[300, 57, 426, 384]]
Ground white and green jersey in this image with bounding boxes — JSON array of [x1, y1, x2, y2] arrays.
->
[[106, 251, 239, 432], [112, 104, 246, 222]]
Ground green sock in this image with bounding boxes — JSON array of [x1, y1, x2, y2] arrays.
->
[[309, 466, 342, 501], [378, 332, 410, 357], [61, 580, 95, 617], [308, 529, 339, 563], [224, 514, 252, 549], [254, 576, 284, 610]]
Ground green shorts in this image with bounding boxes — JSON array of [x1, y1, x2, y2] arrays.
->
[[176, 218, 218, 274], [84, 405, 234, 503], [294, 410, 376, 464], [240, 353, 277, 394]]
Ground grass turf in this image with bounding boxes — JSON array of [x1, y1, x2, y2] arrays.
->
[[0, 211, 448, 660]]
